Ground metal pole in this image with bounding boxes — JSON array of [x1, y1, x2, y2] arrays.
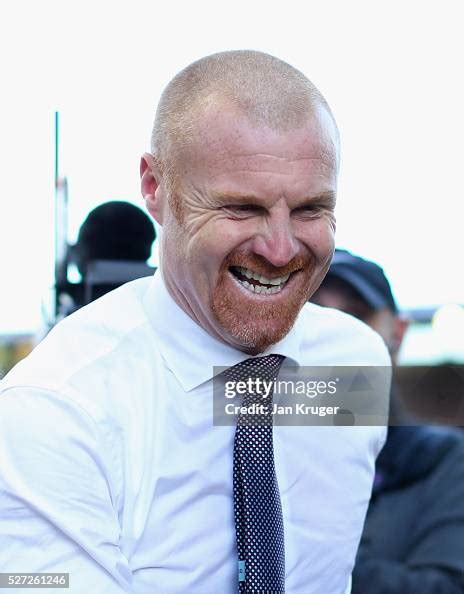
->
[[53, 112, 69, 322]]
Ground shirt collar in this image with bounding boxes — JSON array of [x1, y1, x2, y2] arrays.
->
[[142, 271, 304, 392]]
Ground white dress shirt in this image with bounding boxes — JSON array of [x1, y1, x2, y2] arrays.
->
[[0, 272, 390, 593]]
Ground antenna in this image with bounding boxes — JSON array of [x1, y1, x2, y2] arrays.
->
[[54, 111, 69, 321]]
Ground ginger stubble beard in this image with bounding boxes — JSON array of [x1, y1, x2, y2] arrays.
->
[[211, 250, 315, 353]]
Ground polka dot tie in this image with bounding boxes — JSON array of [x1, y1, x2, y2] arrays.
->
[[225, 355, 286, 593]]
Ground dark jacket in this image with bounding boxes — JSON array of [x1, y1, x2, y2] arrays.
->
[[352, 425, 464, 593]]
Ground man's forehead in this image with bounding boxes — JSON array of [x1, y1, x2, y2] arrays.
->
[[182, 104, 339, 170]]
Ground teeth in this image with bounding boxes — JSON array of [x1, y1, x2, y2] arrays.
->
[[238, 267, 291, 286], [232, 266, 293, 294], [267, 273, 290, 285], [234, 274, 290, 295]]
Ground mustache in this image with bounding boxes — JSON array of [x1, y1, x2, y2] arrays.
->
[[222, 250, 311, 278]]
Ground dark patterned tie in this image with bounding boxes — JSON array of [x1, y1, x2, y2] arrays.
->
[[225, 355, 286, 593]]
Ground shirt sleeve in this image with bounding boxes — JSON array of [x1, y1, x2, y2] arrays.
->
[[0, 387, 132, 594]]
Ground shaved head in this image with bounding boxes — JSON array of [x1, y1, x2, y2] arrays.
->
[[151, 50, 339, 189]]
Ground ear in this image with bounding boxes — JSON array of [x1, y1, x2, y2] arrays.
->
[[140, 152, 164, 225]]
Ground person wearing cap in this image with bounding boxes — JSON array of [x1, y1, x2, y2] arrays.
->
[[312, 249, 464, 594], [73, 201, 156, 278], [59, 201, 156, 315]]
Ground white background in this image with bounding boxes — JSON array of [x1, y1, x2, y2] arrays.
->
[[1, 0, 463, 333]]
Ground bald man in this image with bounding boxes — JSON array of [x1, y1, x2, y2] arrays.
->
[[0, 51, 390, 594]]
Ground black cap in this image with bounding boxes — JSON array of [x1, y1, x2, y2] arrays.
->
[[74, 201, 156, 274], [325, 249, 398, 313]]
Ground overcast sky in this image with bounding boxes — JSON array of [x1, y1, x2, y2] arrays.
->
[[1, 0, 463, 333]]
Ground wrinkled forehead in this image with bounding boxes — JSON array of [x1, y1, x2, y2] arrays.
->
[[174, 102, 340, 176]]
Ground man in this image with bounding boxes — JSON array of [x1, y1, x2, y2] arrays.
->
[[312, 249, 464, 593], [0, 51, 390, 593]]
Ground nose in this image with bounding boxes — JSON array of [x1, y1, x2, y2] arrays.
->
[[251, 203, 299, 268]]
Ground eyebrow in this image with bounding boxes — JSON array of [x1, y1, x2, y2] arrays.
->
[[212, 190, 336, 206], [295, 191, 336, 208], [211, 191, 261, 204]]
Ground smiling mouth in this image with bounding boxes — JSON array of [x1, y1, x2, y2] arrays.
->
[[229, 266, 293, 295]]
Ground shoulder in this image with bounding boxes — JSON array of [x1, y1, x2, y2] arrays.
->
[[0, 277, 155, 404], [296, 302, 391, 367]]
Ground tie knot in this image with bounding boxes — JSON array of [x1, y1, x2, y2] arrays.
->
[[224, 354, 285, 384]]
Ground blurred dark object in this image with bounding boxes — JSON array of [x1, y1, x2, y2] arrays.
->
[[311, 248, 464, 594], [72, 201, 155, 277], [322, 249, 398, 313], [55, 201, 156, 320], [394, 364, 464, 426], [353, 425, 464, 593]]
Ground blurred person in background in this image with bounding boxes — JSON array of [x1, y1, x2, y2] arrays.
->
[[4, 202, 156, 373], [73, 200, 155, 278], [57, 200, 156, 316], [312, 249, 464, 594]]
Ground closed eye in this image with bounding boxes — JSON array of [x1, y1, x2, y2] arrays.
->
[[292, 204, 324, 217], [293, 192, 336, 217], [222, 204, 266, 217]]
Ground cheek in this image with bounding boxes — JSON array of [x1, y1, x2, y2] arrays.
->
[[186, 219, 250, 264], [297, 219, 335, 257], [161, 220, 185, 264]]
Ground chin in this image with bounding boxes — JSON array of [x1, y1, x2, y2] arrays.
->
[[210, 253, 320, 352], [225, 316, 293, 353], [211, 280, 307, 353]]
